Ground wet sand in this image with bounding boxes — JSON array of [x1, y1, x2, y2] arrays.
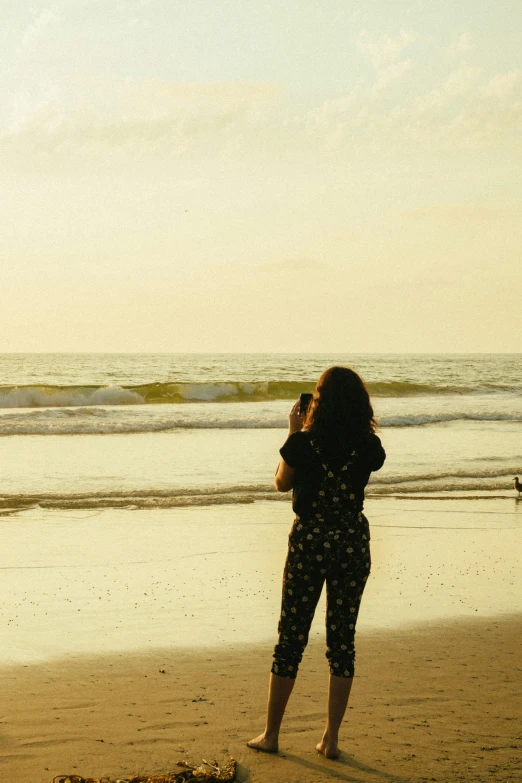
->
[[1, 615, 521, 783], [1, 498, 521, 664], [1, 498, 521, 781]]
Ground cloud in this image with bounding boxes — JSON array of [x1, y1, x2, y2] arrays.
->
[[304, 59, 521, 153], [446, 70, 522, 146], [482, 70, 519, 100], [372, 58, 415, 94], [4, 81, 64, 135], [0, 80, 284, 156], [398, 65, 482, 134], [2, 26, 521, 168], [448, 31, 473, 56], [355, 29, 416, 97], [17, 5, 60, 58], [457, 32, 472, 52], [356, 29, 415, 70], [443, 65, 482, 96]]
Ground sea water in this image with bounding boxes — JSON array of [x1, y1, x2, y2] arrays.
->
[[0, 353, 521, 511]]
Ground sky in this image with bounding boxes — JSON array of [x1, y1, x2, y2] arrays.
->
[[1, 0, 521, 353]]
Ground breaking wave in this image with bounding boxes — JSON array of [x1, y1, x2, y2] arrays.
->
[[1, 378, 520, 409], [0, 385, 143, 408]]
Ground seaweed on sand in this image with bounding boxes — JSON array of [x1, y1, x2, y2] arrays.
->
[[53, 756, 237, 783]]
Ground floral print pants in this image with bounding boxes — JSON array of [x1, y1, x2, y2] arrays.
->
[[272, 514, 371, 679]]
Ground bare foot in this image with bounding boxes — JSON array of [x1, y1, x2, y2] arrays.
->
[[316, 733, 339, 759], [247, 733, 278, 753]]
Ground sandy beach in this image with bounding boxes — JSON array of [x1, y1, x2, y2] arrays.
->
[[1, 497, 521, 782], [1, 616, 521, 783]]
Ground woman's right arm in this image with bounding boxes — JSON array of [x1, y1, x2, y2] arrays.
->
[[275, 400, 303, 491], [274, 458, 295, 492]]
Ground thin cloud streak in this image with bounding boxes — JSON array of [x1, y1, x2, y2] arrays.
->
[[3, 66, 522, 160]]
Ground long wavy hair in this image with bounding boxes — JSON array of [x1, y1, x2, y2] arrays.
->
[[303, 366, 376, 455]]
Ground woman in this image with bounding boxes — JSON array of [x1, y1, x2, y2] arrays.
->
[[247, 366, 386, 759]]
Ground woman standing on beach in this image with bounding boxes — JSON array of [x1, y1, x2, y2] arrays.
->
[[248, 366, 386, 759]]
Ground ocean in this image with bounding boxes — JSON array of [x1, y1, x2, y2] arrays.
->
[[2, 353, 521, 664], [1, 353, 521, 513]]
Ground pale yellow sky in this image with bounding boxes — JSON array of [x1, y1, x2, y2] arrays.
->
[[1, 1, 521, 352]]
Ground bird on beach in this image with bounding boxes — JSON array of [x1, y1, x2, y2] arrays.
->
[[514, 477, 521, 497]]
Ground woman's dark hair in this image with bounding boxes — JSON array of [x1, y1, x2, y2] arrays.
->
[[303, 366, 376, 454]]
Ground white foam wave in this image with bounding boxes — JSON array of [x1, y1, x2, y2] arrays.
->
[[371, 466, 522, 484], [381, 412, 522, 427], [1, 473, 520, 512], [370, 479, 519, 495], [1, 405, 522, 437], [0, 485, 281, 512], [178, 383, 239, 401], [0, 410, 286, 436], [0, 386, 143, 408]]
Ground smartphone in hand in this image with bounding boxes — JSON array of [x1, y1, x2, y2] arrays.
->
[[299, 393, 313, 416]]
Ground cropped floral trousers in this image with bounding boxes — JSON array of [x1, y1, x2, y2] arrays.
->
[[272, 514, 371, 679]]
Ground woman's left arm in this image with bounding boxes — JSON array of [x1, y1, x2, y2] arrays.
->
[[368, 434, 386, 471]]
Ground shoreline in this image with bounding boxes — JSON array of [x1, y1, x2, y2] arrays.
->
[[1, 614, 520, 783]]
